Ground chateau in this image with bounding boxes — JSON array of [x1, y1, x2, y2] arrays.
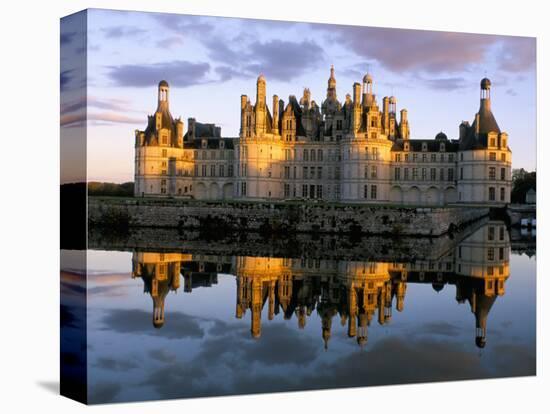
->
[[134, 68, 512, 205]]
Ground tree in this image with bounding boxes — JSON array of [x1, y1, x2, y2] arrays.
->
[[511, 169, 536, 204]]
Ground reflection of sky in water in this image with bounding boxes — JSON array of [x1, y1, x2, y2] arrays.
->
[[83, 248, 536, 404]]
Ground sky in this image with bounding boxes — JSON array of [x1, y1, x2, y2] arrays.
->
[[60, 9, 537, 183]]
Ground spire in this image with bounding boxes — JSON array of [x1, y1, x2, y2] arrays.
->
[[327, 65, 337, 99]]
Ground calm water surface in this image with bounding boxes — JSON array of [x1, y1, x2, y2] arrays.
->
[[62, 221, 536, 403]]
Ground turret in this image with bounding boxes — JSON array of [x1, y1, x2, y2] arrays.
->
[[327, 65, 337, 99], [362, 73, 374, 107], [157, 80, 169, 110], [399, 109, 410, 139]]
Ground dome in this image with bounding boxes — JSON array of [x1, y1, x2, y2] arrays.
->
[[480, 77, 491, 89], [432, 282, 445, 292], [363, 73, 373, 83], [158, 80, 169, 88], [435, 131, 448, 140]]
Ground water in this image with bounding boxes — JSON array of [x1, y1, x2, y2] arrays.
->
[[61, 220, 536, 404]]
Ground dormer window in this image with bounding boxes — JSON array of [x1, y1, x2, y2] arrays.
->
[[440, 143, 445, 152], [502, 138, 506, 148], [490, 137, 496, 147], [220, 140, 225, 149], [404, 142, 409, 151], [201, 139, 207, 149], [422, 143, 428, 152]]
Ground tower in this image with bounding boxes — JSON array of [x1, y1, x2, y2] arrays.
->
[[399, 109, 410, 139], [255, 74, 267, 135]]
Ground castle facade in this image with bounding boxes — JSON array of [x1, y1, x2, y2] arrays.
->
[[134, 69, 511, 205]]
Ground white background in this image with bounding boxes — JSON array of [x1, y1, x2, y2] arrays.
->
[[0, 0, 547, 412]]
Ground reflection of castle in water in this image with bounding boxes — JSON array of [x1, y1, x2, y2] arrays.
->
[[131, 221, 510, 348]]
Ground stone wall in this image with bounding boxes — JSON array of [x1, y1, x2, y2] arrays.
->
[[88, 197, 489, 236], [89, 217, 488, 262]]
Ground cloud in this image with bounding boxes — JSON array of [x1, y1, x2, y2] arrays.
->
[[60, 31, 76, 45], [100, 309, 205, 339], [102, 25, 146, 39], [89, 382, 122, 404], [156, 36, 184, 49], [106, 60, 211, 88], [497, 37, 536, 73], [94, 357, 139, 372], [60, 69, 73, 92], [421, 76, 469, 91], [149, 13, 214, 36], [245, 39, 325, 81], [204, 38, 326, 82]]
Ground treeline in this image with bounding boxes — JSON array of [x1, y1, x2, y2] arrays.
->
[[88, 181, 134, 197], [511, 169, 536, 204]]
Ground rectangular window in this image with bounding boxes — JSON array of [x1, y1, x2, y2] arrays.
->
[[284, 183, 290, 197], [303, 149, 309, 161], [431, 154, 436, 162], [241, 182, 247, 196], [219, 165, 225, 177], [487, 266, 494, 276], [487, 247, 495, 261], [440, 168, 445, 181], [412, 168, 418, 180], [404, 154, 409, 162], [396, 153, 401, 162], [489, 152, 496, 161], [500, 168, 506, 180], [364, 166, 369, 179], [404, 168, 409, 180], [430, 168, 436, 181], [162, 149, 167, 157], [413, 153, 418, 162], [421, 168, 427, 180], [488, 226, 495, 240], [310, 168, 315, 180], [371, 165, 377, 179], [316, 185, 323, 199], [228, 165, 234, 177], [302, 185, 308, 198], [499, 247, 504, 260], [395, 168, 401, 180], [448, 154, 454, 162], [501, 153, 506, 162], [489, 167, 496, 180], [489, 187, 496, 201], [317, 167, 322, 179], [335, 167, 340, 179], [202, 165, 207, 177], [500, 187, 505, 201], [422, 154, 427, 163], [311, 149, 316, 161], [499, 226, 505, 240], [371, 184, 377, 200], [364, 185, 368, 199], [447, 168, 454, 181], [303, 166, 308, 179], [284, 166, 290, 179], [210, 165, 216, 177], [372, 147, 379, 160], [318, 149, 323, 161], [460, 167, 464, 180]]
